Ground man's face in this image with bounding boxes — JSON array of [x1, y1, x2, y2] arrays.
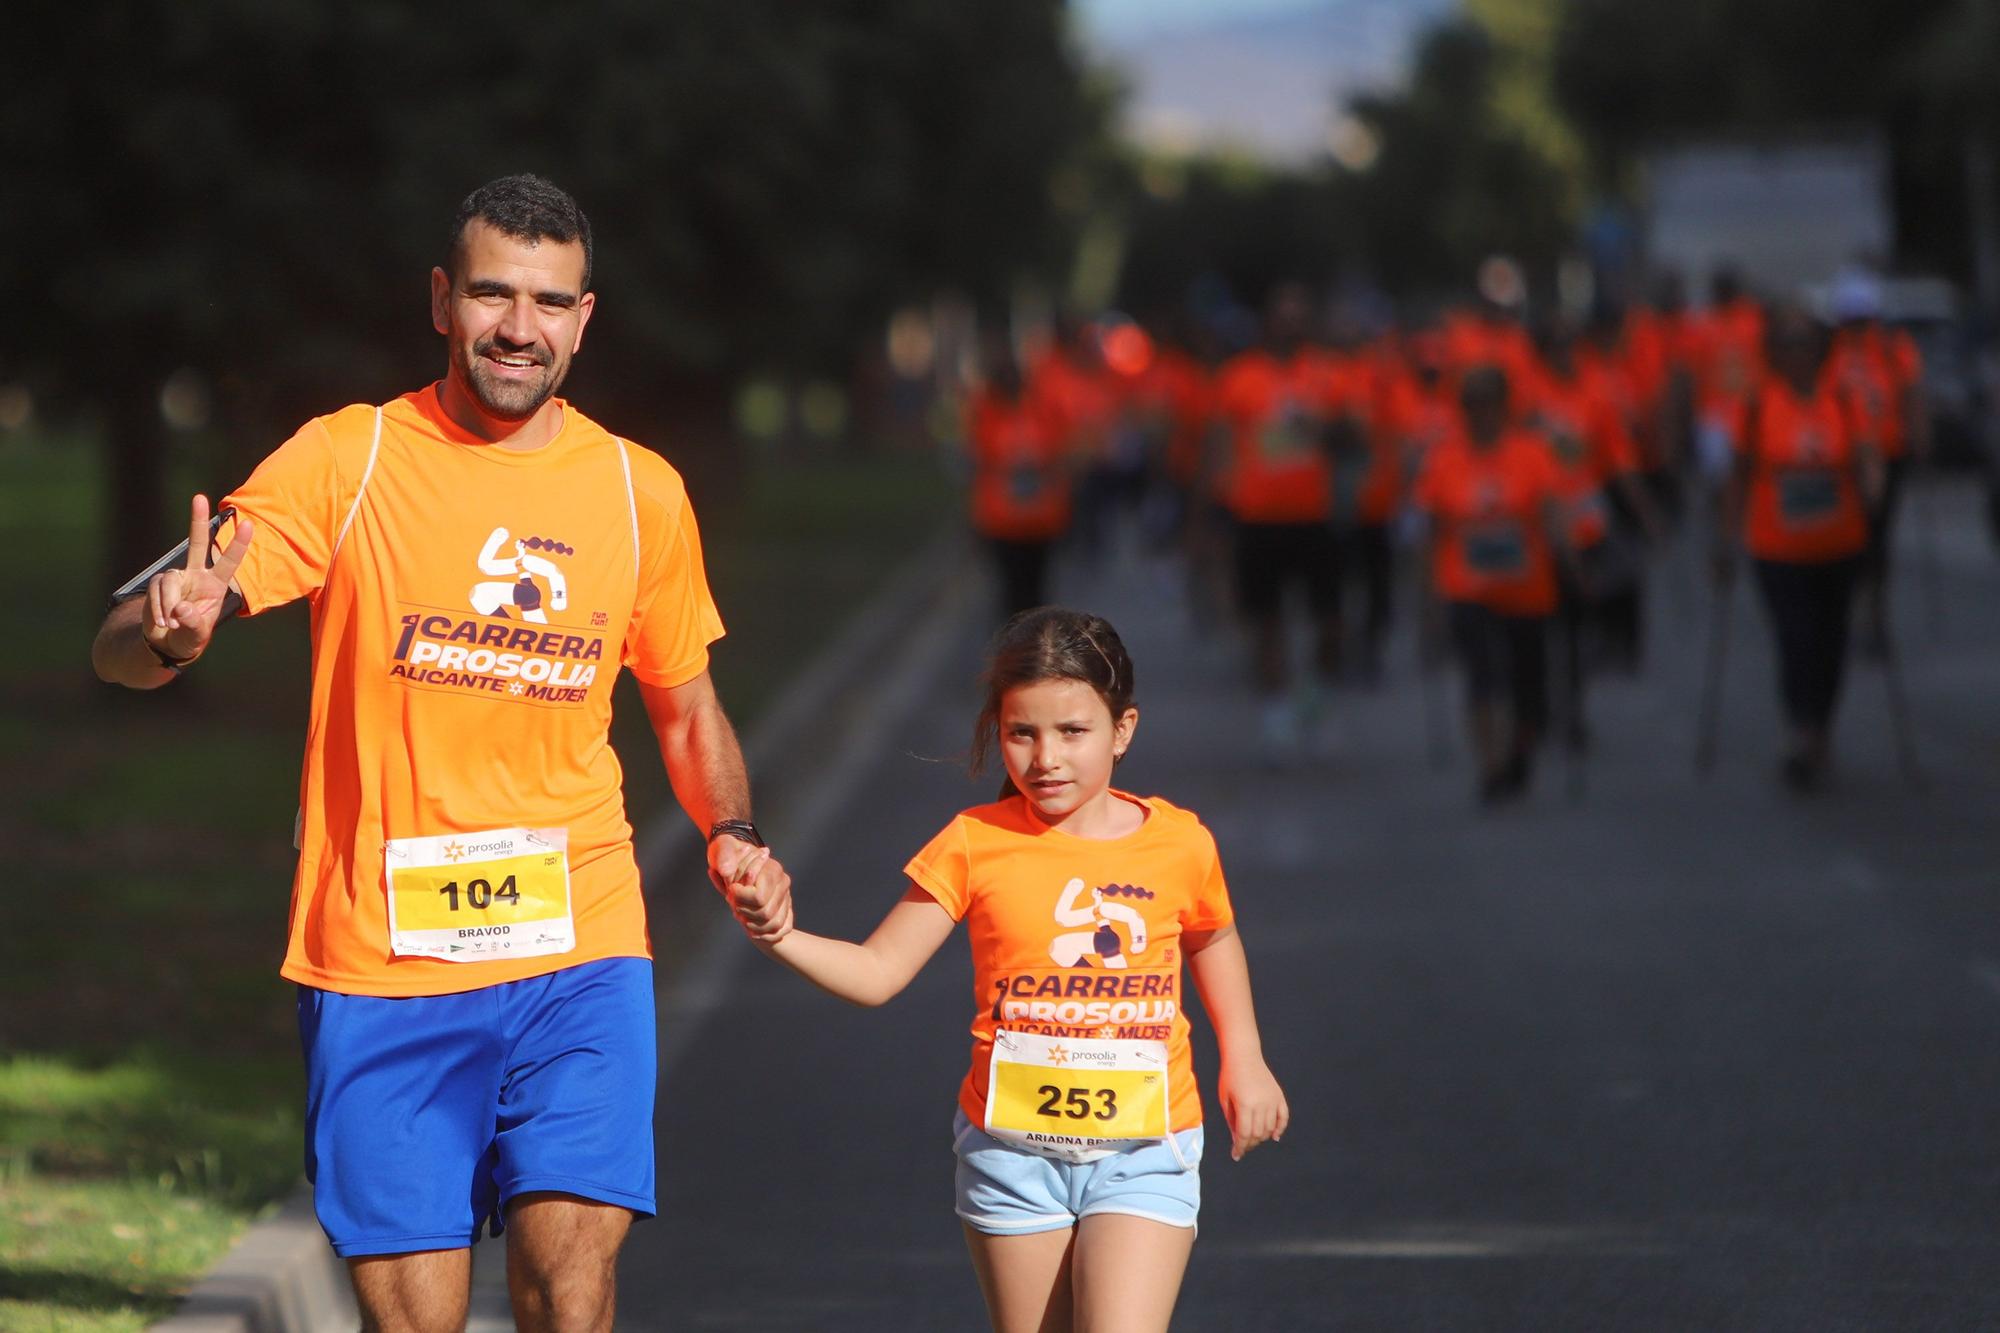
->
[[431, 220, 595, 422]]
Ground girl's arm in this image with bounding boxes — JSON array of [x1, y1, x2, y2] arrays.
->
[[759, 884, 958, 1008], [1184, 925, 1290, 1160]]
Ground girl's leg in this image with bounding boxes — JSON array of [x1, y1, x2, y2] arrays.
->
[[963, 1224, 1077, 1333], [1070, 1213, 1195, 1333]]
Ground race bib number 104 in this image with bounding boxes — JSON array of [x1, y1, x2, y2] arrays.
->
[[383, 827, 575, 963]]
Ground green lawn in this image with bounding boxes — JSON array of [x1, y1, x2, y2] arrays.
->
[[0, 427, 950, 1329]]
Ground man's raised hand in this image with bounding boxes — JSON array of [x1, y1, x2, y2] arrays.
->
[[144, 494, 253, 665]]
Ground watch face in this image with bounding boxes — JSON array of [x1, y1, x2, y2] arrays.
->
[[711, 820, 763, 847]]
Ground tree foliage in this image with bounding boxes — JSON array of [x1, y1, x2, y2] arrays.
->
[[2, 0, 1101, 574]]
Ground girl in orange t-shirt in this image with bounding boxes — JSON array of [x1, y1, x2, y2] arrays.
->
[[740, 608, 1288, 1333], [1718, 306, 1884, 789]]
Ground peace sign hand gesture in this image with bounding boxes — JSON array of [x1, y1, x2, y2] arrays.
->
[[144, 495, 254, 665]]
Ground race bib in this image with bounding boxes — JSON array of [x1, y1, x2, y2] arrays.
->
[[1330, 444, 1372, 524], [1567, 492, 1610, 546], [1258, 402, 1315, 462], [1007, 463, 1046, 504], [1463, 521, 1529, 576], [1776, 469, 1841, 527], [985, 1028, 1169, 1163], [383, 827, 575, 962]]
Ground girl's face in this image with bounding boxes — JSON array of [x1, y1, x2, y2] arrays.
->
[[999, 677, 1138, 829]]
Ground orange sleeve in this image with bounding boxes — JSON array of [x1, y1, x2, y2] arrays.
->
[[904, 816, 973, 921], [1596, 394, 1640, 474], [1411, 457, 1437, 512], [1893, 332, 1922, 387], [219, 407, 370, 615], [623, 451, 726, 688], [1184, 825, 1235, 933]]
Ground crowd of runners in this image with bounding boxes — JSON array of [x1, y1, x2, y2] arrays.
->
[[962, 263, 1929, 800]]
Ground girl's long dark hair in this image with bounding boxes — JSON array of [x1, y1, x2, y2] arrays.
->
[[971, 607, 1136, 799]]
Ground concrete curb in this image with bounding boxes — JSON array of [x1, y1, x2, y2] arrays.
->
[[149, 1191, 358, 1333], [149, 525, 974, 1333]]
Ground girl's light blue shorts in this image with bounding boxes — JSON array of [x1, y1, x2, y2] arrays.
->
[[952, 1108, 1203, 1235]]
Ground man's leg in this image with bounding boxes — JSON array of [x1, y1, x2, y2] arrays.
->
[[349, 1249, 471, 1333], [492, 959, 657, 1331], [505, 1193, 633, 1333]]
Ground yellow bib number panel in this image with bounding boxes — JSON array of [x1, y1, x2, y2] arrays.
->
[[985, 1029, 1168, 1163], [384, 827, 575, 962]]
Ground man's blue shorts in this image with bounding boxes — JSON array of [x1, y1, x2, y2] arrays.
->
[[297, 956, 656, 1258]]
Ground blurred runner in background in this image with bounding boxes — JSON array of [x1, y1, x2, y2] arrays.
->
[[1716, 304, 1884, 790], [1527, 315, 1664, 745], [1324, 315, 1404, 684], [1576, 301, 1674, 670], [1209, 283, 1344, 760], [968, 337, 1074, 620], [1030, 315, 1127, 567], [1822, 267, 1927, 656], [1689, 265, 1767, 485], [1415, 364, 1572, 804]]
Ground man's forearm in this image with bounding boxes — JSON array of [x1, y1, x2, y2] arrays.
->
[[92, 597, 177, 690], [658, 695, 751, 834]]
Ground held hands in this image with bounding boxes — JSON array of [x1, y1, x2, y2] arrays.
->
[[146, 495, 253, 665], [709, 836, 793, 944], [1218, 1056, 1290, 1162]]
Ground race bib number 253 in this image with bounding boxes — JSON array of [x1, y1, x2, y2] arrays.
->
[[985, 1028, 1168, 1163]]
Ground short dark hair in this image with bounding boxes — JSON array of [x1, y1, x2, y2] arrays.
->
[[448, 174, 594, 291]]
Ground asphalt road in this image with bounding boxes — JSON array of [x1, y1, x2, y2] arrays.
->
[[601, 479, 2000, 1331]]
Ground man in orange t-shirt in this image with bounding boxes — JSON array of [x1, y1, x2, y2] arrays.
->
[[92, 175, 792, 1330]]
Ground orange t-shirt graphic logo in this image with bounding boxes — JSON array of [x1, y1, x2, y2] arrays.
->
[[471, 527, 574, 624], [1048, 878, 1155, 969]]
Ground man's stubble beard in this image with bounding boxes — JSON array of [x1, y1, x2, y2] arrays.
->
[[461, 340, 570, 422]]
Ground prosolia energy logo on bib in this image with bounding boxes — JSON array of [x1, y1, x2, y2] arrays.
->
[[384, 827, 576, 962], [387, 526, 607, 708]]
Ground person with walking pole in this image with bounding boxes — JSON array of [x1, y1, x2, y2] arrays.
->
[[1715, 303, 1885, 791]]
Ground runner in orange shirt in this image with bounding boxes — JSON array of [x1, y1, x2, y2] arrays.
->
[[92, 175, 791, 1331], [1689, 266, 1767, 481], [1209, 283, 1344, 758], [1414, 365, 1573, 804], [1325, 327, 1405, 682], [968, 339, 1075, 619], [735, 608, 1288, 1333], [1527, 318, 1665, 739], [1031, 316, 1133, 564], [1822, 270, 1928, 652], [1716, 304, 1884, 789]]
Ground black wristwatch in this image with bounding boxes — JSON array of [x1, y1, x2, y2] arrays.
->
[[707, 819, 765, 848], [146, 639, 199, 673]]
